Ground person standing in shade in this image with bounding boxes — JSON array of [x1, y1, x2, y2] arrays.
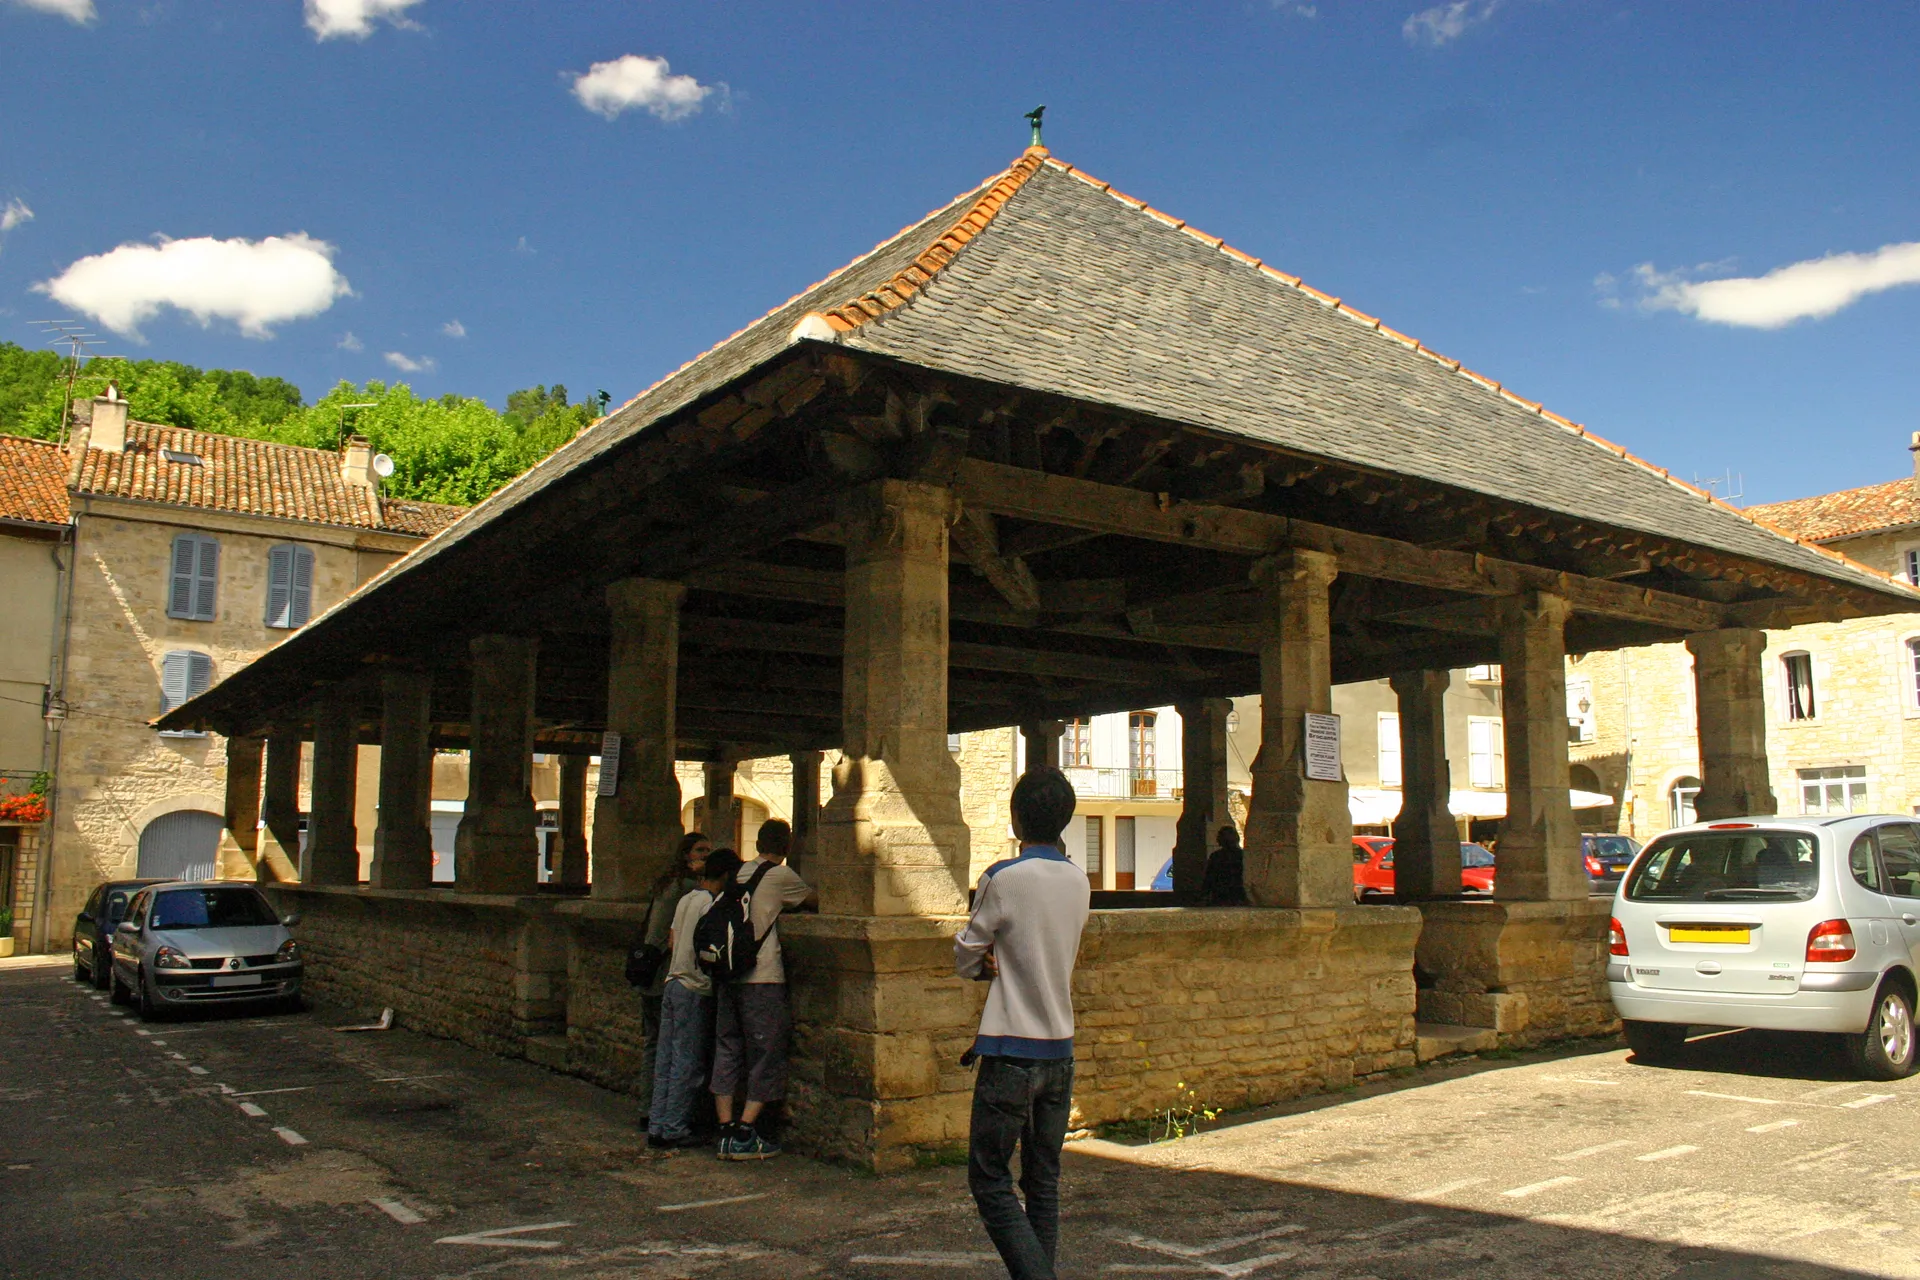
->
[[647, 847, 740, 1149], [640, 832, 710, 1115], [1201, 824, 1247, 906], [712, 818, 816, 1160], [955, 766, 1091, 1280]]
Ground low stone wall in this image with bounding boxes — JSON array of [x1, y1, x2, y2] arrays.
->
[[554, 902, 652, 1097], [1415, 898, 1617, 1045]]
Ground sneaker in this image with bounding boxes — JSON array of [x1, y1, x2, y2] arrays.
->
[[716, 1122, 748, 1159], [728, 1127, 781, 1161]]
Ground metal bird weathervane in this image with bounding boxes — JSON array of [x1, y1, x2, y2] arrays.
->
[[1026, 105, 1045, 148]]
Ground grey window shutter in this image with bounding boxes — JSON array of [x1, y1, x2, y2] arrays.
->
[[290, 546, 314, 627], [192, 537, 219, 621], [168, 536, 196, 618], [266, 545, 293, 628], [187, 651, 214, 700], [160, 651, 189, 713]]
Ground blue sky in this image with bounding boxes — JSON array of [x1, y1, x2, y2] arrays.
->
[[1, 0, 1916, 504]]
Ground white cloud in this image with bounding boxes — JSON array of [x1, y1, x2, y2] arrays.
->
[[513, 236, 535, 255], [0, 199, 32, 255], [440, 318, 465, 338], [1632, 242, 1920, 329], [1274, 1, 1317, 14], [7, 0, 96, 23], [1403, 0, 1501, 45], [36, 232, 351, 340], [337, 331, 363, 351], [384, 350, 435, 373], [571, 54, 715, 121], [303, 0, 423, 40]]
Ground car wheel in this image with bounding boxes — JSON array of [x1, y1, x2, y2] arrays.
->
[[109, 964, 132, 1006], [1623, 1019, 1689, 1065], [92, 946, 112, 990], [73, 951, 88, 984], [1846, 982, 1919, 1081], [135, 968, 166, 1023]]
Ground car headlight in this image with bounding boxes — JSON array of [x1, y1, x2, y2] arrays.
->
[[275, 939, 301, 963], [153, 946, 192, 970]]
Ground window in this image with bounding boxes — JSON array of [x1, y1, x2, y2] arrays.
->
[[1907, 638, 1920, 709], [1566, 677, 1596, 744], [1377, 713, 1402, 788], [1083, 815, 1103, 879], [1907, 549, 1919, 585], [167, 533, 220, 621], [947, 733, 962, 755], [1782, 652, 1816, 721], [1850, 833, 1882, 892], [159, 650, 214, 716], [265, 544, 315, 629], [1467, 716, 1503, 788], [1877, 825, 1920, 898], [1466, 664, 1501, 684], [1115, 816, 1137, 890], [1064, 718, 1092, 768], [1128, 712, 1157, 772], [1626, 830, 1819, 903], [1800, 765, 1867, 815], [1669, 776, 1700, 827]]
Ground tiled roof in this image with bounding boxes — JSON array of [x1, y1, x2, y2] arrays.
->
[[70, 419, 464, 538], [1745, 478, 1918, 544], [0, 435, 72, 528]]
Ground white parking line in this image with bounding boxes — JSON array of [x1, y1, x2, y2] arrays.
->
[[187, 1066, 208, 1076], [657, 1192, 770, 1212], [1541, 1076, 1620, 1086], [229, 1086, 312, 1098], [1748, 1119, 1801, 1134], [1502, 1176, 1581, 1199], [1843, 1094, 1896, 1109], [1410, 1177, 1486, 1200], [239, 1102, 269, 1118], [1637, 1145, 1699, 1162], [1554, 1140, 1630, 1161], [847, 1253, 1001, 1268], [1687, 1090, 1784, 1105], [371, 1197, 426, 1224], [1781, 1141, 1858, 1170], [273, 1127, 308, 1146]]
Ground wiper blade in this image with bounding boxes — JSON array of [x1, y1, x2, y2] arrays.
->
[[1702, 887, 1801, 898]]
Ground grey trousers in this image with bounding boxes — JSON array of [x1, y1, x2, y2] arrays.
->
[[710, 982, 791, 1104], [648, 980, 715, 1140]]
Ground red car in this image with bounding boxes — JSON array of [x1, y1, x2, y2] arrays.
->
[[1352, 837, 1496, 901]]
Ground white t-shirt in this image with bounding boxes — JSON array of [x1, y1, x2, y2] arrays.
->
[[665, 888, 716, 995], [736, 858, 812, 985]]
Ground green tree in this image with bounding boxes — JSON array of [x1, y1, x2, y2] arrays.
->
[[0, 341, 66, 436]]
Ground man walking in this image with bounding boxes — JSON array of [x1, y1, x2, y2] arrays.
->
[[955, 767, 1091, 1280]]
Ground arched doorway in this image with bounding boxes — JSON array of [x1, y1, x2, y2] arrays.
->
[[137, 810, 223, 881]]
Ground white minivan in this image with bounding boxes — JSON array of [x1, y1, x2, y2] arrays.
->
[[1608, 814, 1920, 1080]]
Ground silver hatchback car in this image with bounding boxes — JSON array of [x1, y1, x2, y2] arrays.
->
[[1609, 814, 1920, 1080], [109, 882, 303, 1021]]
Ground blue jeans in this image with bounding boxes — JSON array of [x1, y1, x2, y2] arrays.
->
[[648, 980, 714, 1140], [968, 1055, 1075, 1280]]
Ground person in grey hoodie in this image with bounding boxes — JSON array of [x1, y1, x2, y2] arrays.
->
[[954, 766, 1091, 1280]]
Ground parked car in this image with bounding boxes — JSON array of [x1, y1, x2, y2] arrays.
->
[[1583, 833, 1642, 894], [109, 882, 303, 1021], [1352, 838, 1495, 901], [1150, 857, 1174, 891], [71, 878, 167, 990], [1609, 815, 1920, 1080]]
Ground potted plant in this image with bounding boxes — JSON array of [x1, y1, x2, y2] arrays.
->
[[0, 907, 14, 958]]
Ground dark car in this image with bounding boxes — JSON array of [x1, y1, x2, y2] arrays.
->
[[1582, 833, 1642, 893], [72, 878, 168, 990]]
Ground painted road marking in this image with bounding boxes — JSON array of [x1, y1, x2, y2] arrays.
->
[[1844, 1094, 1896, 1109], [657, 1192, 769, 1212], [1637, 1145, 1700, 1162], [187, 1066, 208, 1076], [1782, 1142, 1859, 1170], [134, 1029, 151, 1037], [1748, 1119, 1801, 1134], [1801, 1081, 1875, 1100], [1688, 1090, 1784, 1105], [1342, 1215, 1430, 1240], [167, 1052, 185, 1060], [1119, 1224, 1303, 1258], [848, 1253, 1002, 1269], [273, 1127, 309, 1146], [1554, 1140, 1630, 1161], [1541, 1076, 1620, 1086], [148, 1040, 166, 1047], [371, 1198, 426, 1224], [435, 1221, 575, 1250], [1502, 1176, 1581, 1199], [371, 1073, 453, 1084], [1410, 1177, 1487, 1199], [230, 1086, 313, 1098], [238, 1102, 268, 1118]]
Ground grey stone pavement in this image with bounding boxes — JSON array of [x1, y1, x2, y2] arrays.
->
[[3, 953, 1915, 1280]]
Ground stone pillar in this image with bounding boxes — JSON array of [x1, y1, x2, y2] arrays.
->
[[1243, 550, 1348, 907], [1686, 628, 1778, 821], [553, 753, 590, 889], [303, 693, 360, 886], [702, 759, 739, 849], [1019, 720, 1064, 771], [1494, 592, 1582, 901], [818, 479, 971, 916], [591, 579, 686, 901], [1173, 698, 1232, 896], [1389, 670, 1459, 900], [789, 750, 823, 877], [370, 668, 435, 890], [455, 635, 539, 897], [257, 732, 302, 883], [215, 735, 262, 880]]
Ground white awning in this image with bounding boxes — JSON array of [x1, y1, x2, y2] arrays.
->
[[1349, 787, 1615, 826]]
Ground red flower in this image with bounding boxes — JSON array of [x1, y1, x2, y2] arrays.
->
[[0, 795, 47, 823]]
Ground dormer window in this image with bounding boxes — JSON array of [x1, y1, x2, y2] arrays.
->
[[160, 448, 203, 467]]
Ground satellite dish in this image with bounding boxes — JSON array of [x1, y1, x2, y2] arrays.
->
[[371, 453, 395, 478]]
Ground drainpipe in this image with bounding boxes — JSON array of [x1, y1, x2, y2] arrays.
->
[[29, 517, 77, 956]]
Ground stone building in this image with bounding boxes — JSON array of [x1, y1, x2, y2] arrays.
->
[[165, 145, 1919, 1168], [1573, 432, 1920, 839]]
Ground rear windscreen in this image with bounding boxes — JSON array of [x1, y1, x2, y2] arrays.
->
[[1588, 836, 1638, 862], [1625, 831, 1818, 902]]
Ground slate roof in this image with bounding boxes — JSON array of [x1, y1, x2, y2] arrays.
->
[[0, 435, 72, 528], [1746, 477, 1919, 544], [69, 418, 465, 538]]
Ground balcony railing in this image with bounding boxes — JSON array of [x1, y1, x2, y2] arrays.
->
[[1062, 767, 1184, 800]]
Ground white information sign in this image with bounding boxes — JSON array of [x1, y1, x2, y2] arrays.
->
[[1303, 712, 1343, 782], [597, 731, 621, 798]]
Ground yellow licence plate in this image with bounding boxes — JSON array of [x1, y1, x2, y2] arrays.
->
[[1669, 925, 1751, 944]]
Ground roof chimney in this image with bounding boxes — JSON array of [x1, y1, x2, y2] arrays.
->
[[341, 433, 376, 493], [1910, 432, 1920, 493], [89, 382, 129, 453]]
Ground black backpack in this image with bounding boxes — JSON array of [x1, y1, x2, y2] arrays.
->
[[693, 862, 775, 983]]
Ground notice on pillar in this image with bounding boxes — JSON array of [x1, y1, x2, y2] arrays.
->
[[1303, 713, 1343, 782], [597, 731, 621, 797]]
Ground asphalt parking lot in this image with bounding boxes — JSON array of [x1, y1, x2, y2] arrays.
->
[[3, 955, 1915, 1279]]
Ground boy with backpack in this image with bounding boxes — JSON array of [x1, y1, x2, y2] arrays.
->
[[646, 847, 740, 1150], [698, 819, 815, 1160]]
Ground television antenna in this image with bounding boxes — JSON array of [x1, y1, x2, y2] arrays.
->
[[29, 319, 109, 445], [1693, 469, 1744, 503]]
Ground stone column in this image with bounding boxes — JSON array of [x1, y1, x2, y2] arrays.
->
[[1244, 550, 1350, 907], [702, 758, 739, 848], [1389, 670, 1459, 899], [257, 732, 302, 883], [818, 479, 971, 915], [789, 750, 823, 877], [1173, 698, 1232, 896], [215, 735, 263, 880], [303, 692, 361, 886], [1686, 628, 1778, 821], [370, 668, 435, 890], [553, 753, 590, 889], [1494, 592, 1582, 901], [455, 635, 539, 897], [1019, 720, 1064, 771], [591, 579, 686, 901]]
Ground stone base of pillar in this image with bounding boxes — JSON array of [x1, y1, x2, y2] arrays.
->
[[457, 815, 539, 897], [1414, 898, 1618, 1046], [1243, 770, 1352, 907], [215, 830, 256, 881], [816, 756, 972, 916]]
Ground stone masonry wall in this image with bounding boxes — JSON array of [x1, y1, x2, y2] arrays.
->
[[1416, 898, 1616, 1046]]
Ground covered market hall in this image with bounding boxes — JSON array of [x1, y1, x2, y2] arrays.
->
[[163, 144, 1920, 1168]]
